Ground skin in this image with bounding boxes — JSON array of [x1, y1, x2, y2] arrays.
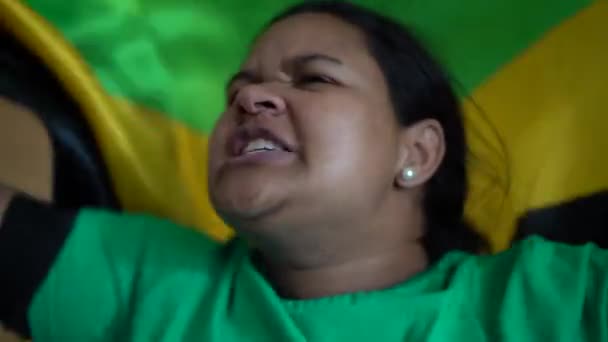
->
[[0, 97, 53, 202], [209, 13, 446, 299], [0, 324, 22, 342]]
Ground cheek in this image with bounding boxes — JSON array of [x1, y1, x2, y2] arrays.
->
[[208, 115, 232, 170], [296, 94, 398, 182]]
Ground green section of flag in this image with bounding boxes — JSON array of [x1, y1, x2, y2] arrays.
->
[[366, 0, 593, 94], [26, 0, 592, 133]]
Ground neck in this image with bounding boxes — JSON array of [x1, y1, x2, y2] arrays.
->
[[258, 239, 428, 299], [243, 192, 428, 299]]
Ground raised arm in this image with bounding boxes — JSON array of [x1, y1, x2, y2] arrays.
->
[[0, 182, 225, 341], [0, 185, 78, 337]]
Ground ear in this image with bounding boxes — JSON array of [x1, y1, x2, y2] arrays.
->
[[394, 119, 445, 188]]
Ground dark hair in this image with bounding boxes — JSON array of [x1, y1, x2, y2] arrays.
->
[[271, 1, 486, 261], [0, 32, 118, 209]]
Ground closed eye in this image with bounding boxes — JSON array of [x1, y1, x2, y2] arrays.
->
[[296, 73, 337, 85]]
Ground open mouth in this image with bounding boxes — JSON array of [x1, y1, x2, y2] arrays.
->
[[240, 138, 287, 155], [230, 126, 295, 158]]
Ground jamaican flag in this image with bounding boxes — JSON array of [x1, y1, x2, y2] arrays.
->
[[1, 0, 606, 251]]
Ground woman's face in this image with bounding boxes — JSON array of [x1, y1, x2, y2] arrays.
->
[[209, 13, 406, 234]]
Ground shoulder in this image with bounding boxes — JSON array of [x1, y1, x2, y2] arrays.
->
[[73, 209, 249, 306], [477, 236, 608, 275], [69, 209, 245, 283], [71, 210, 253, 336], [443, 236, 608, 308], [455, 236, 608, 291], [448, 237, 608, 338]]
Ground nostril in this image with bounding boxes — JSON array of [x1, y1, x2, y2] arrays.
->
[[235, 85, 286, 116], [255, 100, 278, 110]]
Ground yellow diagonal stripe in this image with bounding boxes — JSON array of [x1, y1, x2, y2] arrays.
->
[[107, 100, 232, 241], [465, 1, 608, 251]]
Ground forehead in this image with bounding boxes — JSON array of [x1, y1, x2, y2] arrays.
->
[[244, 13, 370, 69]]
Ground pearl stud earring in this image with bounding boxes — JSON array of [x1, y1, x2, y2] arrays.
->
[[402, 168, 416, 181]]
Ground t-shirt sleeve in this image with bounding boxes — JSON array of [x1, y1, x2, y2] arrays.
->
[[470, 237, 608, 340], [528, 239, 608, 341], [538, 240, 608, 340], [580, 242, 608, 340], [0, 195, 224, 340]]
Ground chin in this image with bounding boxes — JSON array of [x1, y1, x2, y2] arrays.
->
[[210, 180, 286, 226], [210, 161, 298, 217]]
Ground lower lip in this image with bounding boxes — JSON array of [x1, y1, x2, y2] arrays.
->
[[226, 149, 296, 166]]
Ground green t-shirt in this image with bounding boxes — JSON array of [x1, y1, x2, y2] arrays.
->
[[13, 210, 608, 340]]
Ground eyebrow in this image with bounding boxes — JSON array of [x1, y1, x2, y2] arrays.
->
[[291, 53, 343, 67], [225, 53, 343, 90]]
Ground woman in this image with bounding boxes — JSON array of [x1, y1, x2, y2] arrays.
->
[[1, 2, 606, 341]]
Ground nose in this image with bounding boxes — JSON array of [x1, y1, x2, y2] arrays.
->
[[235, 84, 286, 117]]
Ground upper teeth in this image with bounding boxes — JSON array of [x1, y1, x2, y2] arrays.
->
[[243, 139, 281, 154]]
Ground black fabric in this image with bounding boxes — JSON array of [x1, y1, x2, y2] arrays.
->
[[48, 104, 120, 209], [0, 195, 77, 337], [514, 190, 608, 248], [0, 31, 119, 210]]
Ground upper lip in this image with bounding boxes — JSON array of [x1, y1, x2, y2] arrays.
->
[[229, 124, 296, 156]]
